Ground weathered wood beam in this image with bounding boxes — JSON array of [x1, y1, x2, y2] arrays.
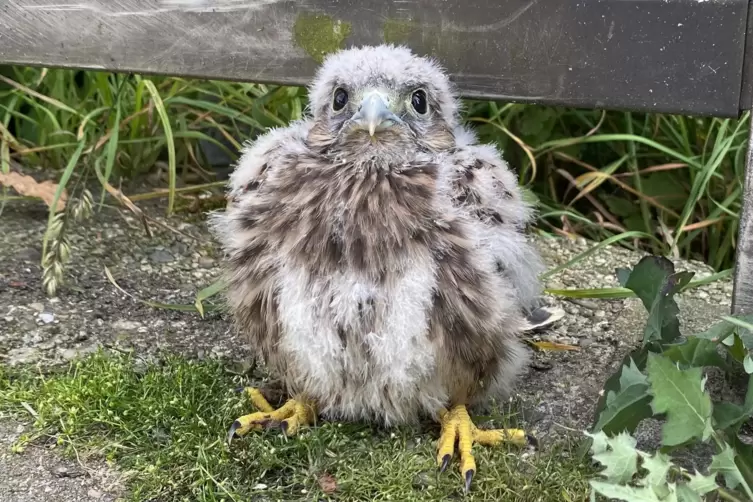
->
[[0, 0, 748, 116]]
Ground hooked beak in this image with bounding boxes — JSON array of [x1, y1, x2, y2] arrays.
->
[[350, 92, 402, 137]]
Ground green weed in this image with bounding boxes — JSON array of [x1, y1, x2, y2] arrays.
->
[[587, 255, 753, 501]]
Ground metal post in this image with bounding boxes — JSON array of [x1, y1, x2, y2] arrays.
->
[[732, 110, 753, 315]]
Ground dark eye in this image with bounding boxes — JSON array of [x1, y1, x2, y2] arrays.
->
[[333, 88, 348, 111], [411, 90, 428, 114]]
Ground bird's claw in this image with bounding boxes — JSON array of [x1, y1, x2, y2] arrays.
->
[[227, 416, 283, 444], [439, 454, 451, 474], [227, 420, 241, 444], [227, 387, 315, 444], [436, 404, 534, 492], [464, 469, 474, 494]]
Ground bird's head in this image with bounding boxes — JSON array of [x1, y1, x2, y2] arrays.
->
[[306, 45, 458, 156]]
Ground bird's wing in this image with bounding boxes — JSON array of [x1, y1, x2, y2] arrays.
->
[[440, 126, 545, 312], [209, 120, 314, 373]]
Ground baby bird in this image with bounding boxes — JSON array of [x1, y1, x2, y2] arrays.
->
[[210, 44, 556, 491]]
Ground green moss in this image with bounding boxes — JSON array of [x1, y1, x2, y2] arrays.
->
[[383, 18, 417, 45], [293, 13, 352, 64]]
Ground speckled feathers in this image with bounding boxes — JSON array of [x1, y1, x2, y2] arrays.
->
[[210, 45, 544, 425]]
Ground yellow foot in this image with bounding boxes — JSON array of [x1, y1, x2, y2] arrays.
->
[[227, 387, 316, 443], [436, 404, 537, 492]]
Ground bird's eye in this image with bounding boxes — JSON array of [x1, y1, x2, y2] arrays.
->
[[332, 88, 348, 111], [411, 90, 428, 115]]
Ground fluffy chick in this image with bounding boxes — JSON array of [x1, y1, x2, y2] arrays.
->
[[211, 44, 554, 490]]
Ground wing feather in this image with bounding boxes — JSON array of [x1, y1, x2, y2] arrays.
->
[[209, 121, 313, 376], [441, 126, 544, 311]]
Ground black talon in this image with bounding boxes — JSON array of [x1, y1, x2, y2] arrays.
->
[[280, 420, 289, 437], [526, 434, 539, 450], [227, 420, 241, 444], [464, 469, 474, 493], [233, 386, 246, 393], [439, 454, 451, 473]]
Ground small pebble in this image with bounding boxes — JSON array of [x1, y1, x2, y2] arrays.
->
[[112, 320, 141, 331], [50, 464, 84, 478], [149, 249, 175, 264]]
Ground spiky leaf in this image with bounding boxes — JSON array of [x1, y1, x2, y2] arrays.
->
[[591, 431, 639, 484], [686, 471, 718, 495], [592, 347, 650, 432], [585, 430, 610, 455], [639, 451, 671, 488], [694, 314, 753, 349], [616, 256, 694, 346], [589, 481, 662, 501], [710, 444, 745, 490], [593, 359, 653, 435], [663, 337, 729, 370], [727, 435, 753, 491], [646, 354, 713, 447], [675, 484, 701, 502]]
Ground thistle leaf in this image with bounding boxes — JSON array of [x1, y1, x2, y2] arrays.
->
[[591, 431, 639, 484], [593, 358, 653, 435], [663, 337, 729, 370], [686, 471, 718, 495], [638, 451, 671, 488], [710, 444, 745, 490], [616, 256, 694, 346], [646, 353, 713, 447], [589, 481, 662, 501]]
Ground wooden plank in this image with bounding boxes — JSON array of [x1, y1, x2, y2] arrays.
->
[[740, 0, 753, 112], [733, 111, 753, 315], [0, 0, 748, 117], [733, 1, 753, 315]]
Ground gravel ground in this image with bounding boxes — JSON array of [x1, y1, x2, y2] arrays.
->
[[0, 197, 735, 501], [0, 421, 124, 502]]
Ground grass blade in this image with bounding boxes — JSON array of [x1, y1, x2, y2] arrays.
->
[[541, 231, 656, 281], [143, 79, 176, 215], [100, 85, 124, 207], [194, 278, 228, 318], [0, 74, 81, 116]]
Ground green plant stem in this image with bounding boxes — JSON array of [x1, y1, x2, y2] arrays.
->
[[717, 488, 747, 502], [624, 113, 655, 252]]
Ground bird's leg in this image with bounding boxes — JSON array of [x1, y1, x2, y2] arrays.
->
[[227, 387, 316, 442], [436, 404, 536, 492]]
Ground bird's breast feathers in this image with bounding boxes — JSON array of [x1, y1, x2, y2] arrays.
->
[[274, 251, 448, 424], [216, 121, 530, 424]]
